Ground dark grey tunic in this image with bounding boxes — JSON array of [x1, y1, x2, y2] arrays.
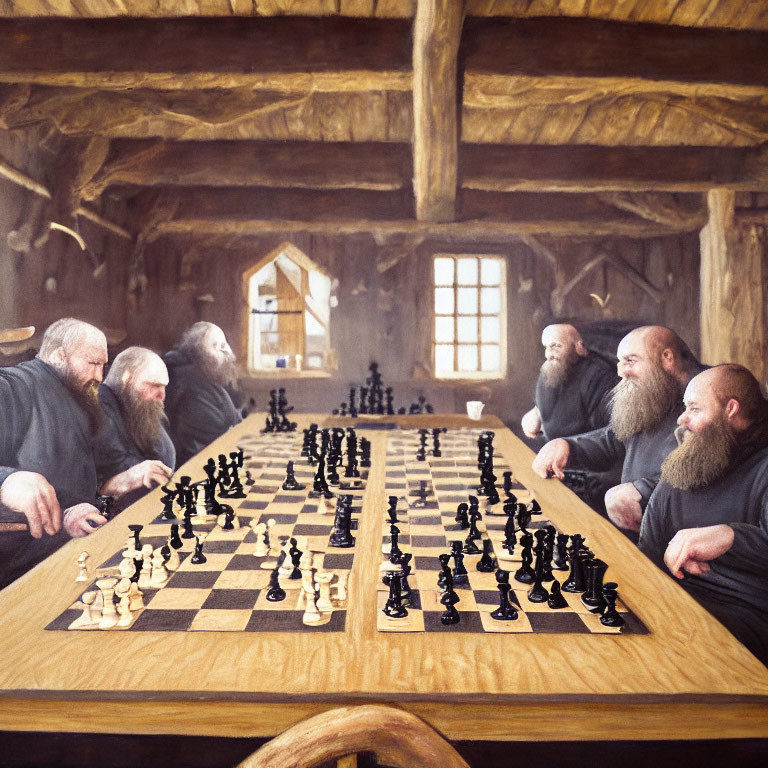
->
[[639, 443, 768, 665], [0, 358, 99, 588], [565, 406, 681, 506], [164, 349, 242, 467], [93, 384, 176, 501], [535, 352, 617, 440]]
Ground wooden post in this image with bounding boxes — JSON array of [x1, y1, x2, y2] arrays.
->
[[700, 188, 766, 385], [412, 0, 464, 222]]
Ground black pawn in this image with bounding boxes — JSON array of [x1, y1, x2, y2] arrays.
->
[[451, 541, 469, 585], [600, 583, 625, 628], [490, 581, 518, 621], [439, 589, 461, 625], [191, 536, 207, 564], [266, 568, 286, 602], [437, 553, 453, 591], [514, 543, 535, 584], [221, 505, 235, 530], [181, 513, 195, 539], [160, 494, 176, 520], [169, 524, 183, 549], [282, 461, 305, 491], [582, 558, 609, 613], [553, 533, 570, 570], [476, 539, 496, 572], [547, 579, 568, 609]]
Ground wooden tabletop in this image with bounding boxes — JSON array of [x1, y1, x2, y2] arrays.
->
[[1, 413, 767, 742]]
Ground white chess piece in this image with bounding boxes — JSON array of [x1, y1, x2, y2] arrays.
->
[[96, 578, 119, 629], [334, 572, 349, 605], [115, 578, 134, 627], [70, 590, 99, 629], [165, 543, 181, 571], [138, 544, 153, 589], [150, 548, 170, 587], [251, 522, 269, 557], [301, 583, 323, 626], [315, 571, 334, 613], [75, 551, 90, 582], [128, 582, 145, 612]]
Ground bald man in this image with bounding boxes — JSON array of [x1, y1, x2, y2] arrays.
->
[[0, 318, 109, 588], [533, 326, 702, 533], [521, 323, 617, 441], [94, 347, 175, 508], [164, 322, 242, 466], [640, 364, 768, 665]]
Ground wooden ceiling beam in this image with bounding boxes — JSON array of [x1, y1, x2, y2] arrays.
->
[[462, 17, 768, 89], [412, 0, 464, 222], [0, 17, 412, 91], [461, 145, 768, 192], [86, 140, 413, 198]]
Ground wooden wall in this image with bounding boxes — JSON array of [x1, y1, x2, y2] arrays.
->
[[129, 230, 700, 431], [0, 127, 132, 354]]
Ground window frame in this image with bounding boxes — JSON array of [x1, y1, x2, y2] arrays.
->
[[431, 253, 508, 381]]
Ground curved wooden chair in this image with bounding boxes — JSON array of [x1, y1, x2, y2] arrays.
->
[[236, 704, 470, 768]]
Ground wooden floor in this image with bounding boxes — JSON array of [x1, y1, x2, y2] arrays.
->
[[1, 413, 767, 748]]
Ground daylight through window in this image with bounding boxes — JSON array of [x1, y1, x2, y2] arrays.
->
[[433, 255, 506, 378]]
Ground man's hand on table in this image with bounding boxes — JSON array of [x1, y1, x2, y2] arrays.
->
[[532, 438, 570, 479], [605, 482, 643, 532], [63, 503, 107, 538], [0, 470, 61, 538], [663, 525, 735, 579]]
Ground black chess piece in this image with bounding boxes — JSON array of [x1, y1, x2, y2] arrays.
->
[[491, 579, 518, 621], [439, 588, 461, 625], [467, 507, 482, 541], [388, 524, 403, 562], [221, 505, 236, 531], [476, 539, 496, 572], [96, 494, 116, 522], [161, 545, 171, 566], [129, 524, 143, 551], [387, 496, 399, 524], [553, 533, 570, 570], [450, 541, 469, 585], [329, 496, 355, 548], [562, 547, 590, 593], [131, 557, 142, 584], [529, 498, 542, 515], [288, 538, 303, 580], [582, 558, 609, 613], [600, 582, 625, 628], [399, 553, 413, 602], [437, 553, 453, 591], [169, 523, 183, 549], [383, 569, 408, 618], [455, 502, 469, 529], [502, 512, 517, 555], [310, 454, 334, 499], [266, 567, 286, 602], [527, 531, 550, 602], [547, 579, 569, 609], [282, 460, 305, 491], [463, 533, 481, 555], [514, 540, 535, 584], [181, 513, 195, 539], [191, 536, 207, 564]]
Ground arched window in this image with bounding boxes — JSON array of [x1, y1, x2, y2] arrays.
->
[[244, 243, 332, 372]]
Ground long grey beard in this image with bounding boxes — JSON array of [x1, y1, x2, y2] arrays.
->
[[123, 390, 168, 459], [609, 367, 683, 442], [661, 417, 736, 490], [540, 358, 570, 388]]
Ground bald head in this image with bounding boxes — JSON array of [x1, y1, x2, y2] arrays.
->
[[539, 324, 586, 388], [617, 325, 697, 386], [178, 321, 237, 387], [38, 318, 107, 390], [105, 347, 168, 402]]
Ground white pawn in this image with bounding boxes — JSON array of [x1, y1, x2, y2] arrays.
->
[[118, 557, 135, 580], [96, 578, 119, 629], [165, 544, 181, 571], [115, 578, 133, 627], [138, 544, 153, 590], [251, 522, 269, 557], [75, 551, 90, 582], [315, 571, 334, 613], [70, 590, 99, 629], [128, 582, 145, 612], [301, 583, 323, 626], [150, 548, 170, 587], [334, 572, 349, 605]]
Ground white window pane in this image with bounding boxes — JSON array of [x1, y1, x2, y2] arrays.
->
[[457, 287, 478, 314], [458, 344, 478, 371], [481, 258, 502, 286], [434, 287, 455, 314], [457, 316, 478, 343], [481, 287, 501, 315], [457, 257, 478, 285], [435, 316, 455, 343], [481, 344, 501, 371], [434, 257, 454, 286], [481, 315, 500, 343], [435, 344, 455, 372], [305, 312, 324, 336]]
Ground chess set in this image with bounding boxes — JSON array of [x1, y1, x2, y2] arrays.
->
[[377, 428, 648, 635], [47, 427, 368, 633]]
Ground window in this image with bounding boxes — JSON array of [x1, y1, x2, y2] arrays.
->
[[433, 254, 506, 378], [245, 243, 331, 372]]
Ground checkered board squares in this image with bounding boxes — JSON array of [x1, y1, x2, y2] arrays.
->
[[47, 429, 365, 634], [378, 428, 648, 636]]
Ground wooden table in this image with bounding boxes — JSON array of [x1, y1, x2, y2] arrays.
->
[[1, 413, 767, 744]]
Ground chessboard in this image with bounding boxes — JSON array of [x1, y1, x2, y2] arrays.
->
[[47, 428, 367, 634], [378, 428, 648, 635]]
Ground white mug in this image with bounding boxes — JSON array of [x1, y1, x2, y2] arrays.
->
[[466, 401, 485, 420]]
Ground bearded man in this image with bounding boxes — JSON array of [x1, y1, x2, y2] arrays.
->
[[521, 323, 617, 441], [639, 364, 768, 665], [164, 322, 242, 466], [0, 318, 109, 589], [94, 347, 175, 508], [533, 326, 702, 533]]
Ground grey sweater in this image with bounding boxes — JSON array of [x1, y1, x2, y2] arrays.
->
[[535, 352, 618, 440], [639, 443, 768, 665], [565, 406, 681, 506]]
